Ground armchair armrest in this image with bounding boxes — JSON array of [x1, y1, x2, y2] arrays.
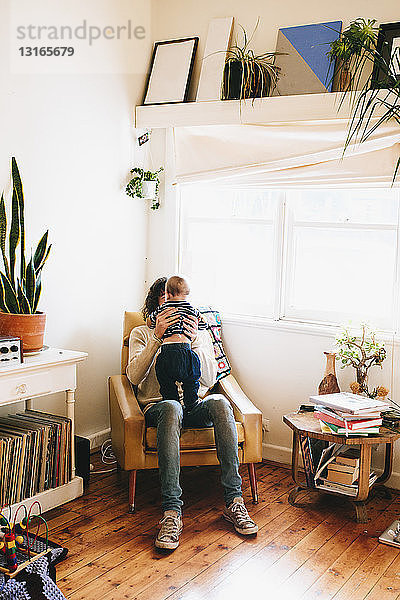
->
[[108, 374, 147, 470], [218, 374, 262, 464], [218, 374, 262, 419]]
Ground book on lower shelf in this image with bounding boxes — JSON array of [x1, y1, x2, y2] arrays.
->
[[316, 472, 377, 496], [313, 444, 377, 496], [326, 465, 359, 485], [0, 411, 72, 506]]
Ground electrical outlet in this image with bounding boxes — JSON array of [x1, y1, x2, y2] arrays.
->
[[262, 419, 270, 433]]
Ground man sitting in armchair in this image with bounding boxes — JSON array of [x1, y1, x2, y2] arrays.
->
[[126, 277, 258, 550]]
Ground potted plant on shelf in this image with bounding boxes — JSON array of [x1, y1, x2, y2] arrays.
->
[[328, 17, 400, 180], [327, 18, 379, 92], [0, 158, 51, 352], [125, 167, 163, 210], [222, 22, 281, 100]]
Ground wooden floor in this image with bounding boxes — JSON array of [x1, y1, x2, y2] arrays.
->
[[43, 460, 400, 600]]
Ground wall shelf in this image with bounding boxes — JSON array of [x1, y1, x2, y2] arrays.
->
[[135, 91, 365, 129]]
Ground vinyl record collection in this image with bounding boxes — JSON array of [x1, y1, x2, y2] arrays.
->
[[0, 410, 72, 506]]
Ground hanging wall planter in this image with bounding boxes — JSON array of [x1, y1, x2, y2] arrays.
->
[[141, 180, 157, 200], [125, 167, 163, 210]]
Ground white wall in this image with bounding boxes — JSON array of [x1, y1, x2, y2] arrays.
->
[[147, 0, 400, 485], [0, 1, 150, 437]]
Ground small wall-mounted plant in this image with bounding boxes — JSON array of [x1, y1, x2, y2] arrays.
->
[[125, 167, 163, 210]]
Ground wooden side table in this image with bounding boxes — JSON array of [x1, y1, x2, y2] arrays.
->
[[283, 411, 400, 523]]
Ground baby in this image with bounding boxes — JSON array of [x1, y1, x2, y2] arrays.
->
[[147, 275, 208, 411]]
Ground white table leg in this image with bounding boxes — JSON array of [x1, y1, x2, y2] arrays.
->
[[66, 389, 76, 479]]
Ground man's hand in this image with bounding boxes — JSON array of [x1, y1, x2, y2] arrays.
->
[[154, 307, 180, 340], [183, 314, 199, 342]]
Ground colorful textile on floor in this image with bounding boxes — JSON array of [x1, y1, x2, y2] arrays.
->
[[0, 546, 68, 600]]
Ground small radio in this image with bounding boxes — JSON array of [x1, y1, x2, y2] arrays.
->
[[0, 337, 23, 366]]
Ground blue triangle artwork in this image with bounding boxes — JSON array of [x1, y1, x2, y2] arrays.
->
[[275, 21, 342, 95]]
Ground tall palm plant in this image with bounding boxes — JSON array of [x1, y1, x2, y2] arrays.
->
[[328, 18, 400, 180]]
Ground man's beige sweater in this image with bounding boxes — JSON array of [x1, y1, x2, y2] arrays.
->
[[126, 325, 218, 411]]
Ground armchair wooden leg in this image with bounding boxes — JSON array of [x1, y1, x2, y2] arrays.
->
[[129, 470, 137, 513], [247, 463, 258, 504]]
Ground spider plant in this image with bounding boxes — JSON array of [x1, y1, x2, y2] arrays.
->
[[328, 18, 400, 181], [222, 21, 281, 100]]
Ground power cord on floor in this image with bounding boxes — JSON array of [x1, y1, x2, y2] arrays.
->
[[89, 439, 117, 474]]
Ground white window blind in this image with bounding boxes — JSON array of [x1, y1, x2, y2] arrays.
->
[[173, 120, 400, 187]]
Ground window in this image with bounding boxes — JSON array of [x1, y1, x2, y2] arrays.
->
[[178, 185, 400, 330], [179, 186, 282, 318]]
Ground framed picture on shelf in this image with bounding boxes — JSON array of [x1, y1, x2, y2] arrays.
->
[[273, 21, 342, 96], [372, 22, 400, 88], [143, 37, 199, 105]]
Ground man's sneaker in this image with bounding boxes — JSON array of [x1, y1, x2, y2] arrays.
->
[[223, 497, 258, 535], [155, 510, 183, 550]]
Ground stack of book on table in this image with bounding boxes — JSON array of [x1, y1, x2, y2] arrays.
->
[[309, 392, 391, 437], [314, 445, 377, 496]]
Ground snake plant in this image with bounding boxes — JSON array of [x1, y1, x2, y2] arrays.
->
[[0, 158, 51, 314]]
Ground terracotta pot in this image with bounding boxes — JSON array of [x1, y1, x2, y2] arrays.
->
[[0, 312, 46, 352]]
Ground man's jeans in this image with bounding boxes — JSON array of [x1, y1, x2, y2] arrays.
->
[[145, 395, 242, 514]]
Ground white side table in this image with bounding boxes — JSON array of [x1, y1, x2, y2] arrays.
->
[[0, 348, 88, 516]]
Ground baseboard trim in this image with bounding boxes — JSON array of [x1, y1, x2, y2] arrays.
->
[[385, 471, 400, 490], [262, 442, 291, 465], [87, 428, 111, 451]]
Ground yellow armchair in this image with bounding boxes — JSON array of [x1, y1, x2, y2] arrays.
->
[[108, 311, 262, 512]]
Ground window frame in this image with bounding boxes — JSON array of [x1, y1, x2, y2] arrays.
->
[[177, 185, 400, 335]]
